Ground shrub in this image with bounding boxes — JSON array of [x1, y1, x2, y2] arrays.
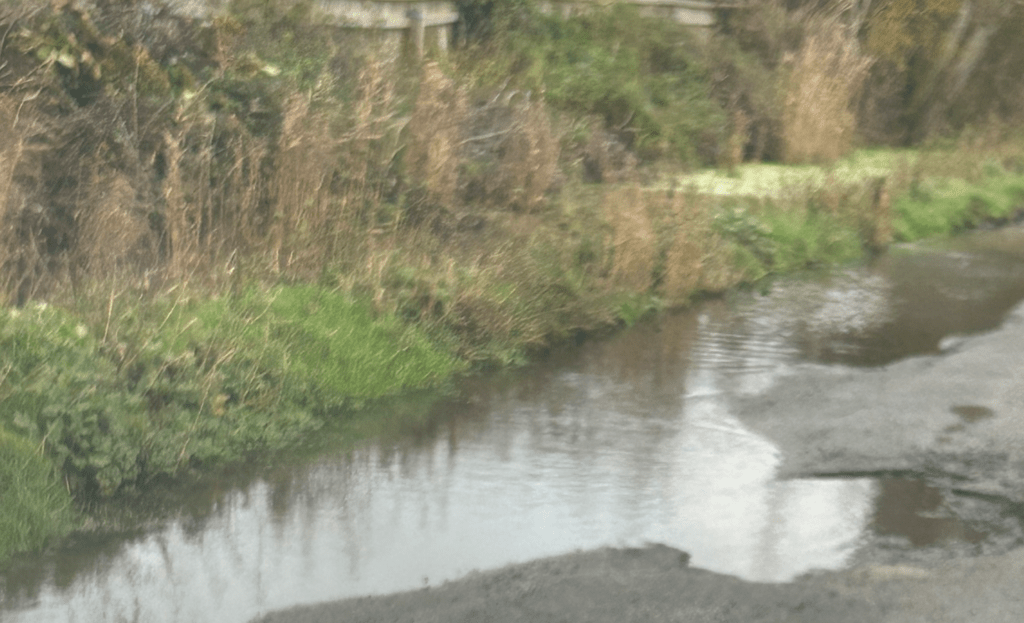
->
[[459, 4, 726, 167], [0, 303, 143, 497], [540, 6, 725, 164]]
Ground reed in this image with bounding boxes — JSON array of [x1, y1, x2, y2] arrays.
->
[[0, 95, 23, 305], [604, 185, 658, 291], [781, 17, 873, 164], [405, 61, 467, 222]]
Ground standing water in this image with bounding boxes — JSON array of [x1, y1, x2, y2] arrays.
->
[[4, 228, 1024, 623]]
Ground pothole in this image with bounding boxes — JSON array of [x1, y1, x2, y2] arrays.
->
[[859, 475, 1024, 567], [870, 477, 988, 547], [807, 471, 1023, 568]]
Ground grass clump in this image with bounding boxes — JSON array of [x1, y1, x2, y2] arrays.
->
[[0, 287, 462, 502], [173, 285, 465, 410], [893, 171, 1024, 241], [763, 210, 864, 272], [780, 16, 871, 164], [0, 427, 77, 563]]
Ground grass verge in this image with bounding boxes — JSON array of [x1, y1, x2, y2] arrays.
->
[[0, 427, 76, 560], [0, 286, 463, 563]]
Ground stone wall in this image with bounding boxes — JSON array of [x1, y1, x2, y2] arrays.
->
[[165, 0, 458, 53], [537, 0, 748, 29]]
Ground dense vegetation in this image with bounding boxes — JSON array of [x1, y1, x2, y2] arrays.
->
[[1, 0, 1023, 563]]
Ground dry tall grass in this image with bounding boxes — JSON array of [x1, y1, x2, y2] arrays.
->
[[161, 115, 269, 284], [602, 184, 716, 301], [158, 56, 406, 286], [0, 95, 24, 305], [781, 17, 873, 164], [74, 172, 154, 279], [723, 108, 750, 170], [604, 185, 657, 290], [487, 98, 560, 212], [868, 176, 893, 250], [270, 93, 338, 275], [0, 94, 49, 305], [338, 54, 404, 227], [662, 192, 714, 299], [405, 61, 468, 220]]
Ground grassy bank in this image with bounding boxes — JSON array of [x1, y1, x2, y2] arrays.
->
[[1, 0, 1024, 565], [5, 141, 1023, 563]]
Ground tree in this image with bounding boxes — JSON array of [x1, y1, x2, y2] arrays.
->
[[862, 0, 1024, 139]]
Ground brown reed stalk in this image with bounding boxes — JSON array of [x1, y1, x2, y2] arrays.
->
[[662, 191, 713, 300], [73, 172, 154, 281], [0, 100, 21, 304], [0, 94, 38, 304], [268, 93, 339, 275], [404, 61, 468, 217], [488, 98, 560, 212], [781, 18, 873, 164], [162, 127, 201, 280], [603, 184, 657, 290], [337, 54, 403, 229]]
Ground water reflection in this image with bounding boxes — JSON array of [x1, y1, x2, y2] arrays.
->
[[872, 478, 986, 547], [703, 236, 1024, 367], [3, 370, 874, 623], [0, 314, 873, 623], [4, 228, 1024, 623]]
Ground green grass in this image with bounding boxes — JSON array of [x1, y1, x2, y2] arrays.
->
[[0, 286, 463, 504], [683, 146, 1024, 281], [893, 173, 1024, 241], [175, 285, 466, 409], [764, 210, 864, 272], [0, 426, 77, 564]]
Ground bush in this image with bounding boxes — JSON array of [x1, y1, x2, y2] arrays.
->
[[0, 304, 144, 497], [459, 5, 726, 167], [540, 7, 725, 164]]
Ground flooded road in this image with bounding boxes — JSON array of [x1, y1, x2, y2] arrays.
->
[[4, 227, 1024, 623]]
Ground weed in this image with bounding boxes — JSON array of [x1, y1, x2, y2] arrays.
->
[[763, 209, 863, 272]]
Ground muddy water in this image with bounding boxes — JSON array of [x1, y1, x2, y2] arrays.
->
[[4, 228, 1024, 623]]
